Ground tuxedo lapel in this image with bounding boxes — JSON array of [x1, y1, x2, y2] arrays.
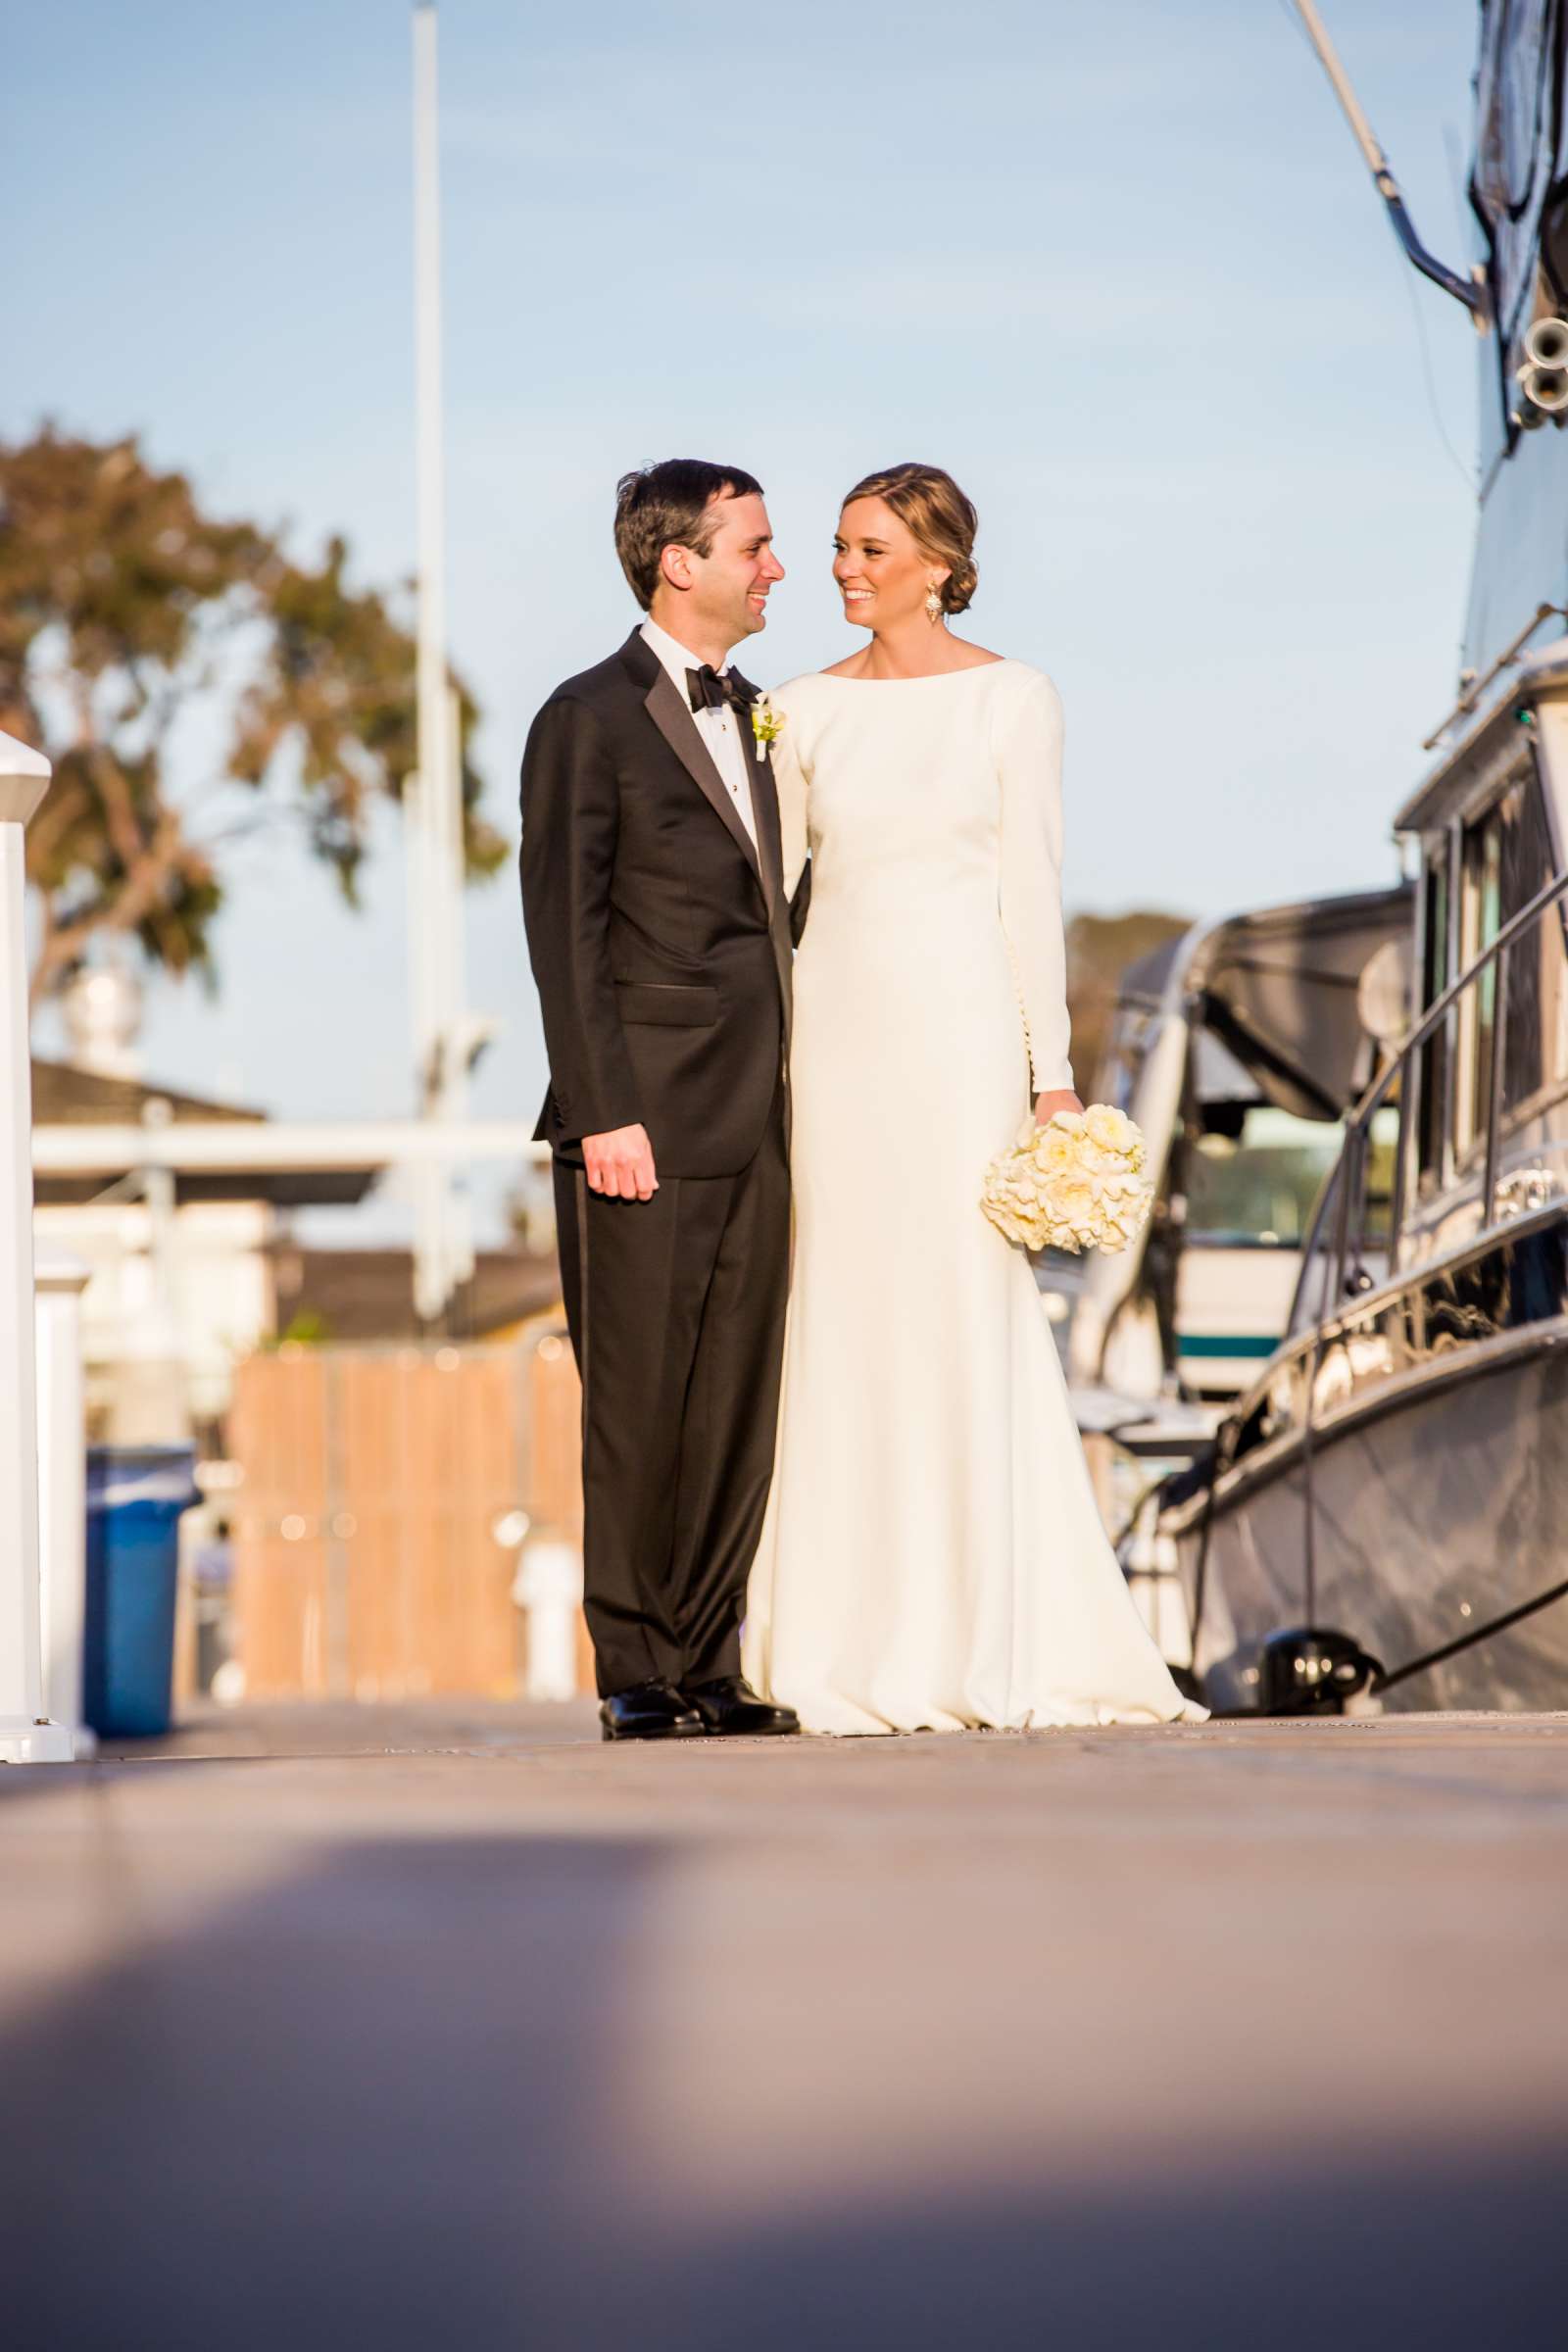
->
[[642, 662, 765, 896], [750, 741, 784, 924], [754, 740, 792, 1058]]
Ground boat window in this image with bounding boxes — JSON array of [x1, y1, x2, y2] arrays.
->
[[1457, 767, 1557, 1159], [1496, 765, 1556, 918], [1456, 814, 1503, 1159], [1185, 1106, 1344, 1250], [1415, 850, 1449, 1199], [1497, 767, 1564, 1129], [1499, 883, 1568, 1136]]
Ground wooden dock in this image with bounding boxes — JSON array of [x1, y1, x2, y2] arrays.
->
[[3, 1704, 1564, 2347]]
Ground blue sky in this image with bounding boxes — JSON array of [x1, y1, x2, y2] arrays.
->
[[12, 0, 1484, 1239]]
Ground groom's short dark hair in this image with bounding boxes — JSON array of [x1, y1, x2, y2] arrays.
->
[[614, 459, 764, 611]]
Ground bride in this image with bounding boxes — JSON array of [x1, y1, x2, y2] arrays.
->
[[743, 463, 1201, 1735]]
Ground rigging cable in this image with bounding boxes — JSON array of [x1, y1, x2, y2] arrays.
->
[[1396, 254, 1478, 498], [1275, 0, 1477, 498], [1372, 1573, 1568, 1697]]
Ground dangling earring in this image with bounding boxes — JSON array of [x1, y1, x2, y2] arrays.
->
[[925, 582, 944, 621]]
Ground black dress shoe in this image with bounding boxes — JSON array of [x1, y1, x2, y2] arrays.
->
[[599, 1681, 706, 1742], [682, 1675, 800, 1738]]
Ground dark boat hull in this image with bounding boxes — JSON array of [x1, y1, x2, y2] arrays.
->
[[1169, 1217, 1568, 1712]]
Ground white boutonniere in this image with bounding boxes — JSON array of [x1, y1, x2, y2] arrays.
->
[[751, 694, 785, 764]]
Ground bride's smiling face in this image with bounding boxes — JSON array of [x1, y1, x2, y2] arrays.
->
[[833, 496, 948, 631]]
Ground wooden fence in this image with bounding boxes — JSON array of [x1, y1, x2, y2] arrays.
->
[[226, 1334, 587, 1699]]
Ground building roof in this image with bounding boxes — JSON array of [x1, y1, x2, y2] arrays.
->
[[30, 1058, 378, 1208], [31, 1057, 264, 1126], [270, 1247, 563, 1345]]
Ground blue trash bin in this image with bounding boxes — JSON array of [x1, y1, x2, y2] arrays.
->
[[83, 1446, 200, 1738]]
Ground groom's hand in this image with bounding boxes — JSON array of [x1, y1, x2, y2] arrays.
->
[[583, 1123, 659, 1200]]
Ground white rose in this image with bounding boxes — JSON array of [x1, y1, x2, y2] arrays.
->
[[1052, 1174, 1097, 1226], [1083, 1102, 1133, 1153], [1033, 1129, 1075, 1178]]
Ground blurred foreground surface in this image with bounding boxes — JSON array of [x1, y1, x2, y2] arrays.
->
[[3, 1704, 1564, 2349]]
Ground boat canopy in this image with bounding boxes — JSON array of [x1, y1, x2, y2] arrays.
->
[[1070, 884, 1412, 1390], [1123, 885, 1414, 1125]]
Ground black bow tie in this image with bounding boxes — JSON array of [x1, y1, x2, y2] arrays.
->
[[687, 663, 758, 715]]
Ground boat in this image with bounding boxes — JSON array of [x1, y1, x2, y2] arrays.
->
[[1095, 2, 1568, 1714], [1066, 885, 1411, 1409]]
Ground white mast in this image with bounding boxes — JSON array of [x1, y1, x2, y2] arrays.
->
[[410, 1, 473, 1324], [0, 734, 72, 1762]]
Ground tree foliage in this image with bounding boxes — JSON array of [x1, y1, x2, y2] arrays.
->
[[1064, 908, 1191, 1098], [0, 427, 506, 1004]]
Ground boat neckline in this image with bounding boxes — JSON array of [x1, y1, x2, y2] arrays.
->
[[812, 657, 1017, 684]]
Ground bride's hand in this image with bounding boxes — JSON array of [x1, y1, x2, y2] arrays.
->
[[1034, 1088, 1084, 1126]]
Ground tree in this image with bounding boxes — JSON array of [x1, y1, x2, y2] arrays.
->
[[0, 426, 506, 1005]]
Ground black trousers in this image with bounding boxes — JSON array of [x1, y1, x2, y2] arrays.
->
[[552, 1091, 790, 1698]]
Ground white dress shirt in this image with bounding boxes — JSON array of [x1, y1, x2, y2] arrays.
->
[[639, 616, 760, 851]]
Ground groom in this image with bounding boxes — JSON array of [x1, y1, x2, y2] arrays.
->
[[520, 460, 804, 1741]]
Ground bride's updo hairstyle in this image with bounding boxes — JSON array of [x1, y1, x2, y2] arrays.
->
[[841, 462, 979, 613]]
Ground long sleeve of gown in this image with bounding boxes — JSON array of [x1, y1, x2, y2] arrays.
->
[[997, 673, 1074, 1095]]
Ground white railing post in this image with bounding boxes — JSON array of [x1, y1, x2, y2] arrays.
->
[[1, 732, 74, 1763], [513, 1531, 585, 1702], [34, 1256, 94, 1756]]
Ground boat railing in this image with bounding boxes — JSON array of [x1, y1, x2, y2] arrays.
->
[[1293, 866, 1568, 1325]]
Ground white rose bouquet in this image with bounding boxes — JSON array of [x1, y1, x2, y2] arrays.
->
[[980, 1103, 1153, 1255]]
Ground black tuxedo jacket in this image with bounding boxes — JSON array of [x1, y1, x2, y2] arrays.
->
[[520, 628, 808, 1179]]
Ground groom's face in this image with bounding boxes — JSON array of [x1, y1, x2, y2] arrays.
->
[[687, 491, 784, 645]]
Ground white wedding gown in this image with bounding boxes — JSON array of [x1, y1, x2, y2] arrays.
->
[[742, 660, 1199, 1735]]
